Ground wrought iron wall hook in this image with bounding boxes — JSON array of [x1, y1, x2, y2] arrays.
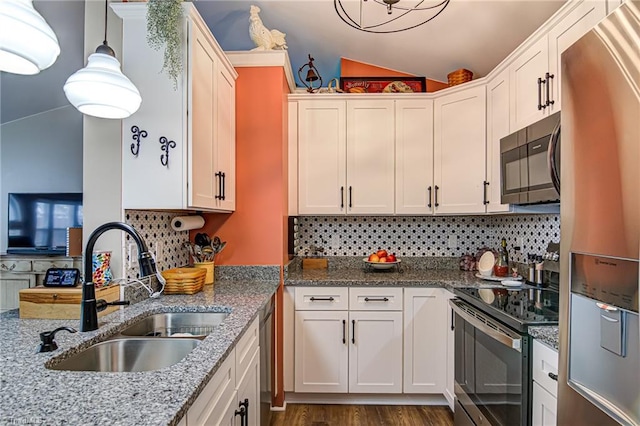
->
[[130, 125, 148, 157], [159, 136, 176, 168]]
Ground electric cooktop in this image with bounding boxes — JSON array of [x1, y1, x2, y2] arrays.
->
[[454, 286, 560, 332]]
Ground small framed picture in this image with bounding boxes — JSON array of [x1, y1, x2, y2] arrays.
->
[[340, 76, 426, 93]]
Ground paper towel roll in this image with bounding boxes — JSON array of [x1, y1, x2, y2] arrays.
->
[[171, 215, 205, 231]]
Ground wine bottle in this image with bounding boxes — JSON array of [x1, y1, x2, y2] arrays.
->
[[494, 238, 509, 277]]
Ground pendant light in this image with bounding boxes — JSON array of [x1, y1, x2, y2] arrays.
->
[[0, 0, 60, 75], [64, 0, 141, 119]]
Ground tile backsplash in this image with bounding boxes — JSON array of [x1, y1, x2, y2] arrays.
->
[[295, 214, 560, 263]]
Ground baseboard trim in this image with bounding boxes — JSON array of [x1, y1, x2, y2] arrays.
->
[[270, 401, 287, 412], [285, 393, 448, 406]]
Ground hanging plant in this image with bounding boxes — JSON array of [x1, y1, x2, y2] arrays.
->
[[146, 0, 184, 89]]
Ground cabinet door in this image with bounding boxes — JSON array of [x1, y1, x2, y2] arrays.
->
[[547, 0, 606, 112], [189, 19, 217, 210], [294, 310, 348, 393], [119, 7, 185, 210], [214, 64, 237, 211], [298, 100, 347, 215], [445, 291, 455, 410], [187, 348, 236, 425], [486, 70, 511, 213], [346, 100, 395, 214], [0, 275, 33, 311], [237, 348, 259, 426], [510, 36, 549, 130], [433, 86, 487, 214], [395, 99, 434, 214], [403, 288, 447, 394], [532, 381, 558, 426], [349, 311, 403, 394]]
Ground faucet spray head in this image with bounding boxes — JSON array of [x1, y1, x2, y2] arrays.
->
[[138, 251, 157, 277]]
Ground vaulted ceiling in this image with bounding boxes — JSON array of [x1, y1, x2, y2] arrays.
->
[[195, 0, 566, 86]]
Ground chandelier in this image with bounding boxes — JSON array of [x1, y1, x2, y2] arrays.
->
[[334, 0, 450, 33]]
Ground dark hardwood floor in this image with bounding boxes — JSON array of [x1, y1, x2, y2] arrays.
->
[[270, 404, 453, 426]]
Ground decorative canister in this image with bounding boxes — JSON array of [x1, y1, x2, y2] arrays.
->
[[92, 250, 113, 287], [193, 261, 214, 285]]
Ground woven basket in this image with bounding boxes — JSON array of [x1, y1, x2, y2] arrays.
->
[[447, 68, 473, 86], [161, 267, 206, 295]]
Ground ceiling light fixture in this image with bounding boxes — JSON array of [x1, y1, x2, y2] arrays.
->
[[334, 0, 450, 33], [64, 0, 141, 119], [0, 0, 60, 75]]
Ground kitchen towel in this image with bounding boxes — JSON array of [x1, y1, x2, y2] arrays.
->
[[171, 215, 205, 231]]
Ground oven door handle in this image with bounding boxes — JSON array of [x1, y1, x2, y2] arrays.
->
[[449, 299, 522, 352]]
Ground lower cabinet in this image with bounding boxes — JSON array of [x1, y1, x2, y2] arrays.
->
[[184, 317, 260, 425], [531, 339, 558, 426], [293, 286, 448, 397], [294, 287, 404, 394], [403, 288, 448, 394]]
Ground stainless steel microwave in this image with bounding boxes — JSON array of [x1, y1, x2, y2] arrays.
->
[[500, 112, 560, 204]]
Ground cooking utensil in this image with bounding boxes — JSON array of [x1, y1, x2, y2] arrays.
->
[[195, 233, 209, 247]]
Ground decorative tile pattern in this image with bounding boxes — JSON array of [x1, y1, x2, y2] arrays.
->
[[296, 214, 560, 263], [124, 210, 190, 280]]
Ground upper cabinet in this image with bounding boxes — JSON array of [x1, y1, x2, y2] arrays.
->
[[486, 70, 511, 213], [113, 3, 237, 212], [509, 0, 606, 129], [433, 85, 487, 214], [297, 99, 395, 215]]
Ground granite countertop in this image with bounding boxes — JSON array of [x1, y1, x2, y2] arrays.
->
[[0, 279, 278, 426], [286, 263, 504, 292], [529, 326, 560, 350]]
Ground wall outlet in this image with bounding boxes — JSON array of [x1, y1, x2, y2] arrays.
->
[[330, 233, 340, 248], [448, 235, 457, 249], [154, 241, 163, 264], [127, 243, 138, 270]]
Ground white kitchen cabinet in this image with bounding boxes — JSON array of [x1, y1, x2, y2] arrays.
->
[[294, 309, 349, 393], [293, 287, 403, 394], [403, 288, 448, 394], [113, 3, 237, 212], [433, 85, 487, 214], [486, 70, 511, 213], [346, 100, 395, 214], [606, 0, 625, 14], [0, 275, 31, 312], [297, 100, 347, 215], [531, 339, 559, 426], [444, 290, 455, 410], [297, 99, 394, 215], [395, 99, 434, 214], [183, 318, 260, 426], [510, 0, 606, 129]]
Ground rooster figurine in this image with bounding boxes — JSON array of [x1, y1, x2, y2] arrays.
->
[[249, 5, 287, 51]]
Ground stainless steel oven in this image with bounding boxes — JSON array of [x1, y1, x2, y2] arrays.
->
[[451, 286, 559, 426], [451, 299, 529, 426], [500, 112, 561, 205]]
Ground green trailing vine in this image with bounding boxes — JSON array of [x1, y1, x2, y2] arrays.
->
[[147, 0, 183, 89]]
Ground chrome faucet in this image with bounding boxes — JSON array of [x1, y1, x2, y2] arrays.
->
[[81, 222, 157, 332]]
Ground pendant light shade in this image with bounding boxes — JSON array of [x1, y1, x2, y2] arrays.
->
[[0, 0, 60, 75], [64, 44, 142, 119], [64, 0, 141, 119]]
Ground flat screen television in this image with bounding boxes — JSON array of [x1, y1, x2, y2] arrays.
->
[[7, 193, 83, 255]]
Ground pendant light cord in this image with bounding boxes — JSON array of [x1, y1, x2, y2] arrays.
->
[[103, 0, 108, 45]]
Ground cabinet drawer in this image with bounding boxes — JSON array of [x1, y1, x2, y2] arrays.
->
[[236, 316, 259, 386], [349, 287, 403, 311], [0, 259, 31, 273], [32, 259, 78, 273], [295, 287, 348, 310], [532, 339, 559, 397]]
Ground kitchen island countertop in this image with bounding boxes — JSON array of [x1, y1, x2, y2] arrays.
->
[[0, 279, 278, 426]]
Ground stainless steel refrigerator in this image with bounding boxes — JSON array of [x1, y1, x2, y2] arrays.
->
[[559, 2, 639, 425]]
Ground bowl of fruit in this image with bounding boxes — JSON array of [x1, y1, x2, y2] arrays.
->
[[364, 250, 401, 270]]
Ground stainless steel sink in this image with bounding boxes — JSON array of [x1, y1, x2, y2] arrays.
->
[[119, 312, 229, 339], [49, 338, 200, 372]]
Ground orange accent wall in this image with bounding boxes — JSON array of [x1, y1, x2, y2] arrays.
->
[[340, 57, 448, 93], [197, 67, 289, 266]]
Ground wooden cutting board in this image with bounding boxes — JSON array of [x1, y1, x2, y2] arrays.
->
[[19, 285, 120, 319]]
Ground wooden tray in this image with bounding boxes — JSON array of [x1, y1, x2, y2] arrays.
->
[[20, 285, 120, 319]]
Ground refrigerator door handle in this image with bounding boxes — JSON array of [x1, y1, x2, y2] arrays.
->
[[548, 120, 561, 194]]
